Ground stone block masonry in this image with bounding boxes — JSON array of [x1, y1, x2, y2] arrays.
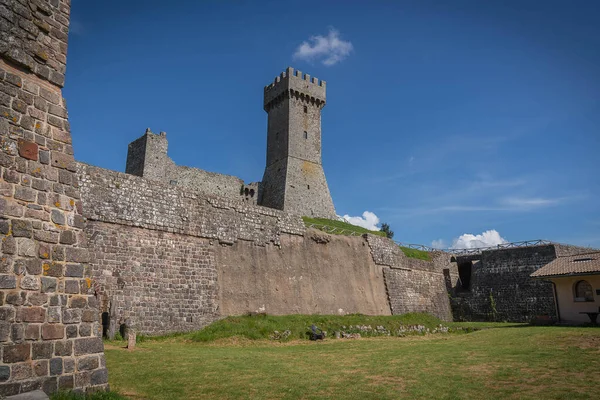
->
[[86, 221, 219, 335], [125, 129, 261, 205], [0, 0, 108, 396], [260, 67, 336, 219], [365, 234, 458, 321], [450, 245, 558, 322]]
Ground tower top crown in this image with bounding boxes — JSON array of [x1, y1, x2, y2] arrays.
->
[[264, 67, 326, 110]]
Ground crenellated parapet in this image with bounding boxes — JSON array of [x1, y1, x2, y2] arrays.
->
[[264, 67, 326, 111]]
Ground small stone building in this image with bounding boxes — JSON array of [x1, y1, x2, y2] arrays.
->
[[531, 252, 600, 324]]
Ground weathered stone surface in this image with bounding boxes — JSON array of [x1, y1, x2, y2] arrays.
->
[[49, 358, 62, 376], [40, 277, 57, 293], [65, 264, 83, 278], [54, 340, 72, 356], [73, 337, 103, 356], [33, 360, 48, 377], [11, 220, 32, 238], [90, 368, 108, 385], [20, 275, 39, 290], [25, 324, 40, 340], [0, 3, 106, 395], [17, 139, 38, 161], [0, 275, 17, 289], [62, 309, 81, 324], [77, 356, 98, 371], [41, 324, 64, 340], [3, 343, 30, 363], [18, 306, 45, 322], [50, 209, 65, 225]]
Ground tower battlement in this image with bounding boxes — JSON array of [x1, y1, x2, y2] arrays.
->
[[260, 67, 336, 219], [264, 67, 326, 111]]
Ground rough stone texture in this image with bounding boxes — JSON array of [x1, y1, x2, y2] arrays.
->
[[0, 1, 108, 396], [365, 235, 458, 321], [78, 163, 305, 247], [125, 130, 260, 205], [0, 1, 68, 87], [86, 221, 219, 335], [449, 245, 558, 322], [260, 67, 336, 218], [80, 163, 392, 333], [217, 230, 390, 318]]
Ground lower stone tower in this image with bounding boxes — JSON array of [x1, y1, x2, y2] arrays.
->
[[259, 67, 336, 218]]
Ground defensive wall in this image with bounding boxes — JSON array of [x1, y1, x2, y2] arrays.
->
[[125, 129, 260, 205], [449, 244, 593, 322], [0, 0, 108, 396], [77, 162, 457, 335]]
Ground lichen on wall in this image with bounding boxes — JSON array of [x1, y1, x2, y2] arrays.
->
[[0, 0, 108, 396]]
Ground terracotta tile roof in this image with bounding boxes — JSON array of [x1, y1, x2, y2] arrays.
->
[[531, 252, 600, 278]]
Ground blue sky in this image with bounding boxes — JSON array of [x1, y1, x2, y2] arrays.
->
[[65, 0, 599, 249]]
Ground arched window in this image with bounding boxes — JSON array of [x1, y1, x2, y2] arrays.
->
[[303, 131, 308, 139], [574, 280, 594, 302], [303, 105, 308, 113]]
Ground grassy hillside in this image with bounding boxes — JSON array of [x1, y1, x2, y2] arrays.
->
[[302, 216, 387, 237], [302, 217, 435, 260], [399, 246, 432, 261]]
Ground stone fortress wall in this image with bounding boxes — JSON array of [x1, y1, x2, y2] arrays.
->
[[125, 129, 260, 205], [78, 162, 456, 334], [0, 0, 108, 396], [1, 3, 590, 396], [449, 244, 593, 322]]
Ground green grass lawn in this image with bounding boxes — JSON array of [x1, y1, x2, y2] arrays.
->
[[100, 317, 599, 399]]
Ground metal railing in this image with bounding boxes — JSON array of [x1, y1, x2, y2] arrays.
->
[[305, 222, 575, 256], [306, 223, 367, 237], [443, 239, 554, 256]]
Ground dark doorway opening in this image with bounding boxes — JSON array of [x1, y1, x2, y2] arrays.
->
[[101, 312, 110, 338], [457, 261, 473, 291]]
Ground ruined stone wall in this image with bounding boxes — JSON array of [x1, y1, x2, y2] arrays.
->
[[78, 164, 395, 332], [125, 130, 259, 205], [77, 162, 304, 246], [365, 235, 457, 321], [0, 0, 107, 396], [450, 245, 558, 322]]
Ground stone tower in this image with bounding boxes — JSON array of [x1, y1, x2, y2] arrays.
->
[[0, 0, 108, 395], [259, 67, 336, 218]]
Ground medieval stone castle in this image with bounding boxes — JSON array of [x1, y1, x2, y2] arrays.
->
[[124, 66, 336, 219], [0, 1, 595, 396]]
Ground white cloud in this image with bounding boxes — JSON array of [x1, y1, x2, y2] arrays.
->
[[501, 197, 562, 208], [431, 239, 447, 249], [339, 211, 380, 231], [293, 28, 353, 66], [451, 230, 508, 249]]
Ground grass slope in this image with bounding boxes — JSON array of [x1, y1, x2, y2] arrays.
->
[[302, 217, 387, 237], [301, 217, 434, 261], [189, 313, 459, 342], [104, 325, 600, 399], [399, 246, 432, 261]]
